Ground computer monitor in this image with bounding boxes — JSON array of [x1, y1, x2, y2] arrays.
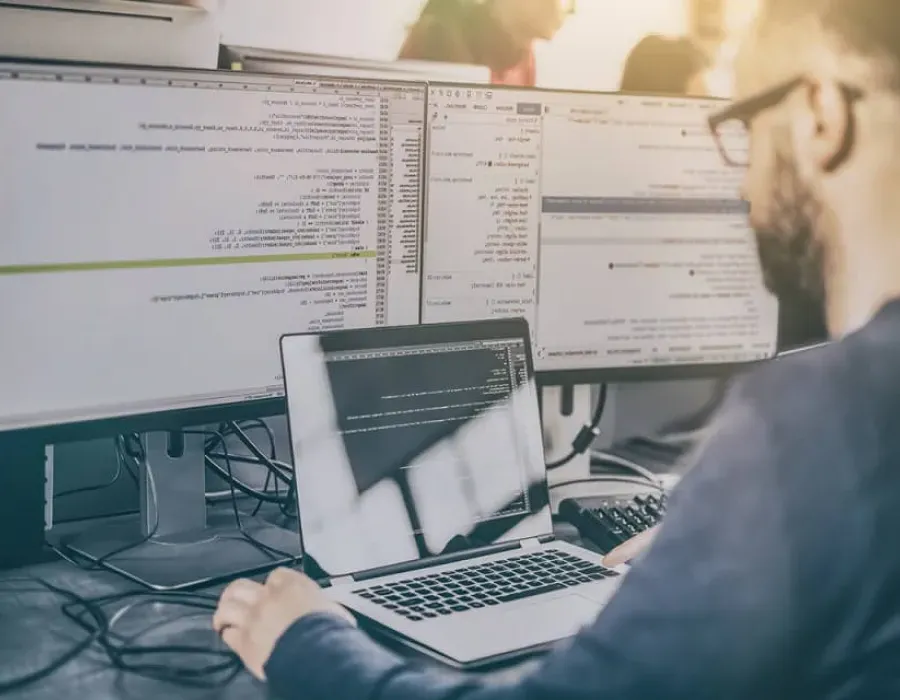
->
[[0, 60, 425, 439], [422, 84, 779, 383], [0, 60, 426, 587]]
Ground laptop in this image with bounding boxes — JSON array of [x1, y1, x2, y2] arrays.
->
[[280, 319, 624, 669]]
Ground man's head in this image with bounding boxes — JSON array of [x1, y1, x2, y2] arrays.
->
[[715, 0, 900, 337]]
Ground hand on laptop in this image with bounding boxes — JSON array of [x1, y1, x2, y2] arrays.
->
[[213, 567, 356, 680], [602, 525, 660, 567]]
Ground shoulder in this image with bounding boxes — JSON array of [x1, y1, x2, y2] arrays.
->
[[726, 340, 862, 443], [674, 337, 883, 549], [677, 343, 862, 504]]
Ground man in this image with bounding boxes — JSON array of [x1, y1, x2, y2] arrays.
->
[[214, 0, 900, 696], [397, 0, 566, 86]]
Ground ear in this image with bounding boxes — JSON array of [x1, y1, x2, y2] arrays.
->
[[794, 77, 854, 172]]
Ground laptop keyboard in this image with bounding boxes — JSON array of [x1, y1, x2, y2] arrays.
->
[[352, 549, 618, 622]]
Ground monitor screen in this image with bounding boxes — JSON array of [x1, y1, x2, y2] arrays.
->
[[422, 85, 779, 379], [281, 321, 551, 579], [0, 63, 425, 433]]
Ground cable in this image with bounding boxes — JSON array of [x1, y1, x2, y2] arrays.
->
[[188, 430, 297, 561], [53, 435, 139, 499], [59, 589, 242, 688], [206, 419, 277, 461], [546, 383, 608, 471], [53, 457, 124, 500], [202, 454, 289, 504], [53, 435, 160, 571], [226, 421, 290, 482], [0, 580, 242, 690], [204, 453, 293, 486], [0, 578, 105, 694], [549, 475, 666, 493], [251, 469, 274, 517], [92, 436, 159, 568], [202, 420, 293, 507]]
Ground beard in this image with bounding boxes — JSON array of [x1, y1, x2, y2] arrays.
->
[[752, 148, 831, 349]]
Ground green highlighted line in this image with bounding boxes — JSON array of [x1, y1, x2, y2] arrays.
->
[[0, 250, 377, 276]]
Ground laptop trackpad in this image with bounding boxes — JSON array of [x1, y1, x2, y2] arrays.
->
[[505, 594, 599, 636], [451, 594, 599, 662]]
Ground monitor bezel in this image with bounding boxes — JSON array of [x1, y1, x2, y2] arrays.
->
[[424, 82, 779, 386], [0, 56, 429, 442]]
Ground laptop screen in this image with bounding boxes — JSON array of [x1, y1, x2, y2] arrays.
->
[[281, 321, 553, 579]]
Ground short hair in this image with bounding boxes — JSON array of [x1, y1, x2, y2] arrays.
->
[[619, 34, 708, 96], [757, 0, 900, 91]]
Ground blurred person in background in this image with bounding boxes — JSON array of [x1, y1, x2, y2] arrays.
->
[[619, 33, 711, 95], [398, 0, 569, 86]]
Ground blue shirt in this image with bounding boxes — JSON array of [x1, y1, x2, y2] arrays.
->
[[265, 298, 900, 700]]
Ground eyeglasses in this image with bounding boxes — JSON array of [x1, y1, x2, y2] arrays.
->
[[708, 76, 864, 167], [707, 76, 805, 167]]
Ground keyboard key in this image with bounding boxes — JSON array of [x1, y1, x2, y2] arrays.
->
[[496, 583, 565, 603]]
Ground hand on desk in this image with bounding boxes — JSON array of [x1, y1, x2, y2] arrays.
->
[[213, 568, 356, 680], [602, 525, 660, 567]]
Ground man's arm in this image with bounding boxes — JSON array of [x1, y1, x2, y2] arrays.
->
[[251, 396, 800, 700]]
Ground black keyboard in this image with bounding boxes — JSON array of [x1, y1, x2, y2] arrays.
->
[[559, 492, 667, 554], [353, 549, 619, 622]]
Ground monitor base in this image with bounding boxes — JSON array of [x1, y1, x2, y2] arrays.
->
[[61, 511, 301, 590]]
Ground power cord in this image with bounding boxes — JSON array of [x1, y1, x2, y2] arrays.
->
[[0, 578, 106, 693], [189, 429, 297, 561], [203, 421, 293, 510], [53, 458, 124, 500], [0, 580, 242, 691], [211, 419, 277, 461], [546, 384, 608, 471], [52, 437, 139, 500], [60, 590, 241, 688], [93, 435, 160, 568], [214, 420, 296, 517], [51, 435, 161, 570]]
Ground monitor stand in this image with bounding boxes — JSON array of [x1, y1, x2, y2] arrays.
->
[[62, 431, 301, 590]]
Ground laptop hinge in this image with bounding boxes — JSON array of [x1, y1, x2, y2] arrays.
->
[[521, 537, 542, 549], [330, 575, 355, 587], [352, 541, 521, 582]]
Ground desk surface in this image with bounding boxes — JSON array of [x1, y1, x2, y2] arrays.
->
[[0, 477, 661, 700], [0, 517, 620, 699]]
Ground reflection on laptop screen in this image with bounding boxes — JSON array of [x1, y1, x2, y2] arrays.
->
[[281, 324, 552, 579]]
